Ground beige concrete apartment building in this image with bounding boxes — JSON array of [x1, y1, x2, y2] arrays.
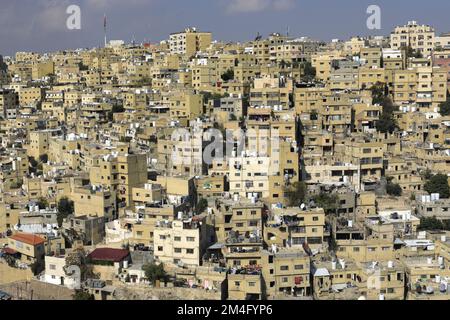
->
[[154, 219, 203, 267], [169, 27, 212, 56], [390, 21, 435, 56]]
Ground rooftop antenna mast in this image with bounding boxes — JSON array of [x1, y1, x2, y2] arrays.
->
[[104, 14, 107, 47]]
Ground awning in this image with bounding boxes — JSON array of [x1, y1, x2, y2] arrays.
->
[[332, 283, 348, 292], [314, 268, 330, 277], [208, 243, 225, 250], [2, 248, 18, 255]]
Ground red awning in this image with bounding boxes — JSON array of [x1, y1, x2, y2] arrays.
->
[[2, 248, 18, 255]]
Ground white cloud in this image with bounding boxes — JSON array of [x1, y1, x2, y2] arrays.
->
[[226, 0, 295, 13]]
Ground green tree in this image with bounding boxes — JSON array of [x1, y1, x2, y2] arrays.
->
[[312, 193, 339, 214], [284, 182, 307, 207], [37, 197, 49, 210], [370, 82, 387, 105], [376, 97, 398, 133], [112, 103, 125, 114], [424, 174, 450, 199], [438, 97, 450, 116], [201, 92, 224, 104], [402, 46, 423, 59], [29, 261, 43, 275], [65, 248, 98, 281], [370, 83, 397, 134], [421, 169, 433, 180], [108, 103, 125, 121], [196, 198, 208, 215], [142, 263, 168, 285], [310, 110, 318, 121], [73, 290, 95, 300], [386, 182, 403, 197], [301, 61, 316, 81], [39, 154, 48, 163], [57, 197, 74, 226], [221, 69, 234, 81], [29, 157, 38, 168], [328, 233, 338, 252], [418, 216, 448, 231]]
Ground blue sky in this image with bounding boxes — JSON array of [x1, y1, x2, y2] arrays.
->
[[0, 0, 449, 56]]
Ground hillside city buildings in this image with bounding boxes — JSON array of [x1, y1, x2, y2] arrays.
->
[[0, 21, 450, 301]]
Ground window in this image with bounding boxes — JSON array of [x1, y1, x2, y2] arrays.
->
[[248, 282, 256, 287], [295, 265, 303, 270], [158, 246, 163, 251], [186, 237, 195, 242], [186, 249, 194, 254], [292, 237, 306, 245], [312, 216, 319, 221], [280, 266, 289, 271], [49, 264, 56, 270], [174, 248, 182, 253], [249, 220, 258, 227], [174, 236, 181, 241]]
